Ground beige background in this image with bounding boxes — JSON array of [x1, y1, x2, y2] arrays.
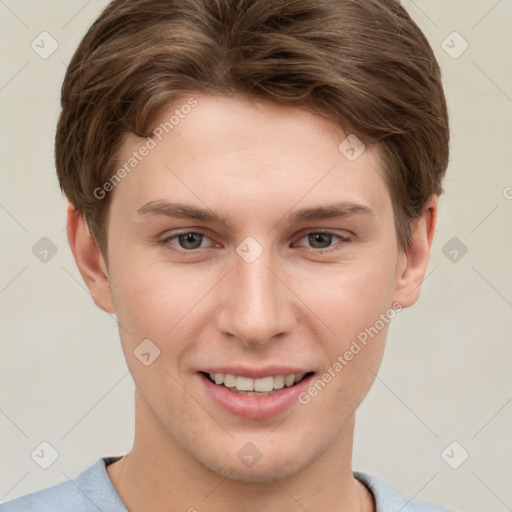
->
[[1, 1, 511, 510]]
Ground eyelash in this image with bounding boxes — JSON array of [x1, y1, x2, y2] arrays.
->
[[160, 230, 351, 255]]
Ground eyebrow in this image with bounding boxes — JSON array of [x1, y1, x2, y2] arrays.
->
[[288, 201, 374, 222], [136, 200, 374, 227]]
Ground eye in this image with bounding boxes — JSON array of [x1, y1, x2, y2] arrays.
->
[[161, 230, 214, 252], [294, 231, 350, 252], [160, 229, 350, 255]]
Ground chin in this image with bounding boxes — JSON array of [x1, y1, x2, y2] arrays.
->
[[205, 458, 304, 484], [194, 443, 318, 484]]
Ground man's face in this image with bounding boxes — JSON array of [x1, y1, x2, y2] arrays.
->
[[104, 93, 406, 482]]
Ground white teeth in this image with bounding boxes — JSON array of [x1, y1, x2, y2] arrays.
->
[[254, 376, 274, 392], [206, 372, 308, 392], [223, 374, 236, 388], [235, 376, 254, 391], [284, 374, 295, 387], [273, 375, 285, 389]]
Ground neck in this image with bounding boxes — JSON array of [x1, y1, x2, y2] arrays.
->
[[107, 391, 375, 512]]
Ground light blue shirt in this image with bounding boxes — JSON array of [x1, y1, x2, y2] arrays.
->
[[0, 456, 456, 511]]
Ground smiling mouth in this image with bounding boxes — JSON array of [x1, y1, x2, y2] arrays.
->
[[200, 371, 315, 396]]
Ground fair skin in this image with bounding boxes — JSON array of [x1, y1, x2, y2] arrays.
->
[[67, 93, 437, 512]]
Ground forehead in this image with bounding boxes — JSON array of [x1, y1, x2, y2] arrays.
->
[[111, 93, 392, 223]]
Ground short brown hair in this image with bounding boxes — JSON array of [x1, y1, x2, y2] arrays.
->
[[55, 0, 449, 257]]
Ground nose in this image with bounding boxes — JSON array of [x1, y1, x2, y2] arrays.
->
[[215, 245, 297, 348]]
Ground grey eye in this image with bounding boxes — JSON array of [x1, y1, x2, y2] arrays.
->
[[307, 232, 335, 249], [177, 232, 204, 249]]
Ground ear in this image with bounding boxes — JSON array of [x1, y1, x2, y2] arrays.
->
[[392, 196, 438, 308], [66, 203, 115, 313]]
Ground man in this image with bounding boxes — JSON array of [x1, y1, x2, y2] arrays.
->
[[1, 0, 454, 510]]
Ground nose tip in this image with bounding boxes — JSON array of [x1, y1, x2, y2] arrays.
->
[[215, 251, 296, 347]]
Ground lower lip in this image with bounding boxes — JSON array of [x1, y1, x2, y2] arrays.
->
[[198, 372, 314, 420]]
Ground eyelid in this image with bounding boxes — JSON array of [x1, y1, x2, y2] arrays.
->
[[161, 229, 216, 250], [295, 228, 351, 240], [160, 229, 352, 253], [292, 230, 351, 252]]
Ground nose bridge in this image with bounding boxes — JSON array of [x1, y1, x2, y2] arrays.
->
[[216, 242, 294, 346]]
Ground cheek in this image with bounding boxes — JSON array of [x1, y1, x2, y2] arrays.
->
[[298, 253, 396, 393], [108, 255, 227, 374], [108, 254, 201, 342], [305, 255, 397, 338]]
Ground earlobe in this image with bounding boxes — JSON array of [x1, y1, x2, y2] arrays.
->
[[66, 204, 115, 314], [392, 197, 438, 308]]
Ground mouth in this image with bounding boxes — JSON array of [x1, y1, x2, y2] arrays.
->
[[197, 364, 317, 419], [200, 371, 314, 396]]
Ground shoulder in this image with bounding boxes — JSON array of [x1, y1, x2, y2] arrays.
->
[[354, 471, 457, 512], [0, 457, 126, 512], [0, 479, 81, 512]]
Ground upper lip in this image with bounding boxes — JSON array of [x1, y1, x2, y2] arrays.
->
[[200, 366, 313, 379]]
